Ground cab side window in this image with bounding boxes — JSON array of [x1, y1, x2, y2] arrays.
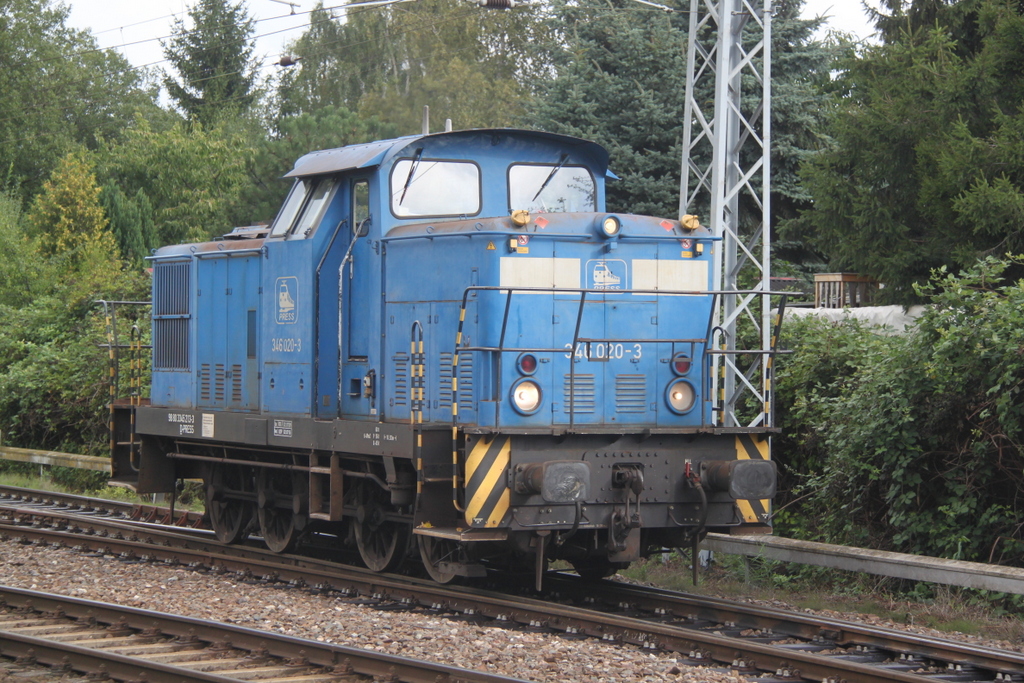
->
[[353, 180, 369, 234], [269, 180, 308, 237], [269, 177, 340, 238]]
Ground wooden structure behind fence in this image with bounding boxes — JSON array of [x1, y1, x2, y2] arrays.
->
[[814, 273, 878, 308]]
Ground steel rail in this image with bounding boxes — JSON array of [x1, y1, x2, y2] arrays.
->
[[0, 585, 529, 683], [0, 630, 244, 683], [1, 505, 1020, 683], [542, 573, 1024, 677], [0, 484, 206, 528]]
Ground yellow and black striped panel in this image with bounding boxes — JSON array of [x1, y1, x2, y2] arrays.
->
[[734, 434, 771, 524], [464, 436, 511, 528]]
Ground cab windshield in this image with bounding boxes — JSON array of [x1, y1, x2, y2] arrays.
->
[[390, 158, 480, 218], [509, 163, 596, 213]]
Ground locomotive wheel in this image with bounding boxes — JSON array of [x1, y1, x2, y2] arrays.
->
[[257, 469, 306, 553], [571, 558, 630, 580], [353, 484, 408, 573], [418, 535, 460, 584], [204, 464, 253, 544]]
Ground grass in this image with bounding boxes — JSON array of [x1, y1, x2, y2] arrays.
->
[[620, 551, 1024, 644], [0, 467, 205, 511]]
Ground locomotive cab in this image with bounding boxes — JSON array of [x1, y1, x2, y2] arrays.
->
[[113, 128, 786, 586]]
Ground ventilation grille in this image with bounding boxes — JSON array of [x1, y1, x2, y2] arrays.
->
[[154, 319, 188, 371], [231, 364, 242, 403], [154, 262, 190, 315], [199, 364, 211, 402], [615, 374, 647, 413], [439, 353, 474, 410], [153, 261, 190, 371], [439, 353, 453, 408], [214, 364, 225, 402], [199, 364, 227, 403], [563, 374, 596, 413], [458, 354, 474, 407], [392, 353, 409, 406]]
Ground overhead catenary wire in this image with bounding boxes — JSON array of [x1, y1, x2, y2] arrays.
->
[[0, 3, 500, 151], [27, 0, 682, 72], [0, 0, 689, 151], [0, 2, 492, 131]]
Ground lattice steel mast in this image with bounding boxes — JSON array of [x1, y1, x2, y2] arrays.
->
[[680, 0, 772, 428]]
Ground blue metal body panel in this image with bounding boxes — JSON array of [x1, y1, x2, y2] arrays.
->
[[149, 129, 716, 432], [132, 128, 781, 569]]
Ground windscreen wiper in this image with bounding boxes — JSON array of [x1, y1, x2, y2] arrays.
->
[[531, 153, 570, 203], [398, 148, 423, 205]]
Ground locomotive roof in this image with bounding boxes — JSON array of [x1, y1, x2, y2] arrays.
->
[[284, 128, 610, 179]]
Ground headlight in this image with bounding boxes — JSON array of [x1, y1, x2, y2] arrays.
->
[[511, 379, 543, 414], [598, 214, 621, 238], [665, 379, 696, 414]]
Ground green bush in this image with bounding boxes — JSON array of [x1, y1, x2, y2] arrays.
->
[[774, 258, 1024, 564], [0, 180, 149, 457]]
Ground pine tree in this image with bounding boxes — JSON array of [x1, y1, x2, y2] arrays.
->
[[101, 184, 156, 264], [26, 151, 115, 262], [790, 0, 1024, 302], [529, 0, 831, 223], [528, 0, 691, 217], [163, 0, 260, 127]]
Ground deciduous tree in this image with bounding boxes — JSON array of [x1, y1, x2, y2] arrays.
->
[[98, 118, 253, 244], [0, 0, 158, 198], [275, 0, 545, 132]]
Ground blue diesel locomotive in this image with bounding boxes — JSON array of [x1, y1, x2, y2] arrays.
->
[[110, 128, 783, 585]]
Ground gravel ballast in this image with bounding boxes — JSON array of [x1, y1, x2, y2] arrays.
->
[[0, 539, 749, 682]]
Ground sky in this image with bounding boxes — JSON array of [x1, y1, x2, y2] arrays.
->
[[64, 0, 881, 78], [801, 0, 880, 42], [66, 0, 313, 76]]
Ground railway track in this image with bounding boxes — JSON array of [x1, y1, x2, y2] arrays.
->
[[0, 484, 206, 528], [0, 584, 526, 683], [2, 485, 1023, 682]]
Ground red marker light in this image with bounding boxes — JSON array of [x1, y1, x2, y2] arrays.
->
[[518, 354, 538, 375]]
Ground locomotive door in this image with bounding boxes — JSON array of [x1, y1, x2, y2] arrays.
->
[[339, 178, 376, 418], [195, 253, 261, 412], [550, 252, 619, 426], [550, 252, 657, 426]]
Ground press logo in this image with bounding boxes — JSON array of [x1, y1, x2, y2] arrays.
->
[[276, 276, 298, 324], [587, 259, 627, 290]]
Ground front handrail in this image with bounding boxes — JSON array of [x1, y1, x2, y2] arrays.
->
[[450, 285, 790, 430]]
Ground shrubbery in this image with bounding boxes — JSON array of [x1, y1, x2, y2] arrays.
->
[[774, 258, 1024, 564], [0, 170, 149, 458]]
